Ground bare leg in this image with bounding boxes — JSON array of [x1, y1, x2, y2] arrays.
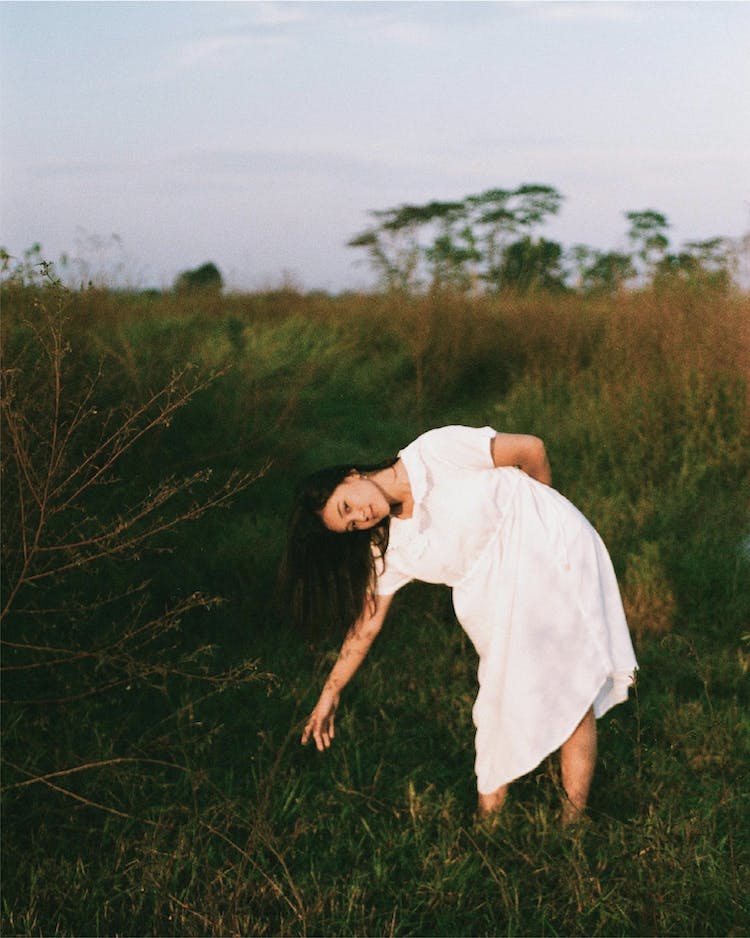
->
[[477, 783, 508, 817], [560, 706, 597, 825]]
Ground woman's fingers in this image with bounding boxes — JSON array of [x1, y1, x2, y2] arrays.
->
[[302, 700, 337, 750], [301, 716, 320, 746], [301, 717, 330, 751], [317, 721, 333, 750]]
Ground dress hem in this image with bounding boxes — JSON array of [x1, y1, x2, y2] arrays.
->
[[474, 668, 635, 794]]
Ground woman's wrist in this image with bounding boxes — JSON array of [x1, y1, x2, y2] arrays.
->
[[321, 681, 341, 700]]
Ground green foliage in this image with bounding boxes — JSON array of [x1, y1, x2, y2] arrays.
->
[[348, 183, 564, 292], [174, 261, 223, 294], [2, 277, 749, 936], [348, 192, 737, 295], [626, 209, 671, 280], [654, 237, 733, 293], [493, 235, 567, 293], [571, 246, 636, 295]]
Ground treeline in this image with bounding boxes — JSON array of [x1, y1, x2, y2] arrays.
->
[[0, 246, 225, 296], [2, 184, 744, 299], [348, 184, 738, 295]]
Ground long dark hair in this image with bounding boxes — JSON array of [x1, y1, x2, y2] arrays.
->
[[281, 457, 398, 638]]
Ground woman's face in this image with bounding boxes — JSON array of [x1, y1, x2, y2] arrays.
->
[[320, 474, 391, 533]]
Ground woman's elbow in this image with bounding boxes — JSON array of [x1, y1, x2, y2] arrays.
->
[[528, 437, 552, 483], [527, 435, 546, 460]]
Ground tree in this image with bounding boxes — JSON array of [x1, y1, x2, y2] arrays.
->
[[654, 237, 732, 291], [625, 210, 670, 281], [174, 262, 223, 294], [570, 247, 635, 295], [422, 202, 482, 290], [347, 184, 564, 293], [466, 184, 564, 290], [496, 236, 567, 294], [347, 210, 424, 292]]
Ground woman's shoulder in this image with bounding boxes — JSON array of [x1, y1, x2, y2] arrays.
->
[[406, 425, 496, 468]]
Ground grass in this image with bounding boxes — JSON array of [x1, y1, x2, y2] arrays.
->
[[1, 278, 749, 935]]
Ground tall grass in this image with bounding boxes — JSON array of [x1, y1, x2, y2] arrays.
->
[[2, 278, 749, 936]]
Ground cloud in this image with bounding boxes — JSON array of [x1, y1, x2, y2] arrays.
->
[[164, 3, 309, 72], [169, 31, 288, 71], [245, 2, 309, 28], [367, 18, 438, 48], [175, 147, 410, 185], [467, 134, 570, 149], [23, 147, 424, 191], [163, 1, 517, 73], [28, 160, 122, 178], [521, 1, 641, 23], [308, 3, 479, 47]]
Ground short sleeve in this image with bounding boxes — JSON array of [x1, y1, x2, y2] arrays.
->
[[416, 425, 496, 471], [374, 547, 412, 596]]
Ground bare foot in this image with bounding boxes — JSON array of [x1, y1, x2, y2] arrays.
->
[[477, 784, 508, 817]]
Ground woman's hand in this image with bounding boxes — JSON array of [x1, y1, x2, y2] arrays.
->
[[301, 689, 340, 751], [300, 595, 393, 752]]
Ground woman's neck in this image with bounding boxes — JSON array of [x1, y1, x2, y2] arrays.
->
[[370, 460, 414, 520]]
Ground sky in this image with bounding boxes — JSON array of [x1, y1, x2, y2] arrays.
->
[[1, 0, 749, 292]]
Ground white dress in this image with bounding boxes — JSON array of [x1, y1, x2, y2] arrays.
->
[[375, 426, 638, 795]]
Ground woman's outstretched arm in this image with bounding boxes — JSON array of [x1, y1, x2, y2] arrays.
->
[[302, 592, 394, 751], [491, 432, 552, 485]]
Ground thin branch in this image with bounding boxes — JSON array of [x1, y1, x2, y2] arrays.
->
[[1, 758, 150, 823], [2, 756, 189, 791], [3, 578, 151, 617], [1, 382, 43, 509], [46, 363, 104, 485], [40, 470, 215, 552], [1, 677, 126, 706], [50, 367, 223, 512], [22, 468, 263, 585], [0, 638, 83, 654], [0, 649, 94, 671]]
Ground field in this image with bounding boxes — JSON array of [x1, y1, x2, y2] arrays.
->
[[2, 278, 749, 936]]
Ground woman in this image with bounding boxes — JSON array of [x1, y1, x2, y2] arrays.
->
[[285, 425, 637, 823]]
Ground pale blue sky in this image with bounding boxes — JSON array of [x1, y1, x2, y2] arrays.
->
[[1, 1, 749, 291]]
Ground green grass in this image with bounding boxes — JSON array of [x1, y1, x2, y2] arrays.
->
[[1, 280, 749, 935]]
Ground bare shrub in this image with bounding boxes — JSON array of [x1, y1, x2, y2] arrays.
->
[[1, 273, 270, 813]]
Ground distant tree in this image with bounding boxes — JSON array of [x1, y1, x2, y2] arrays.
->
[[568, 244, 597, 290], [348, 199, 477, 292], [571, 247, 636, 295], [653, 237, 732, 291], [422, 201, 482, 290], [347, 210, 424, 292], [348, 194, 734, 296], [347, 183, 563, 293], [471, 184, 564, 290], [495, 236, 567, 294], [625, 210, 670, 281], [174, 262, 223, 294]]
